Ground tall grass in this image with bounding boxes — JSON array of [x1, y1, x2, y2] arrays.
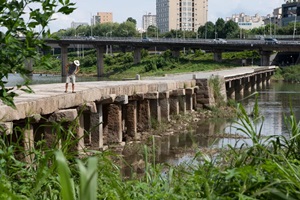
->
[[2, 96, 300, 199]]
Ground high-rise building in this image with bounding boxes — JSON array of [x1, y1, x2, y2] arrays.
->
[[281, 1, 300, 26], [96, 12, 113, 24], [156, 0, 208, 33], [142, 13, 157, 31]]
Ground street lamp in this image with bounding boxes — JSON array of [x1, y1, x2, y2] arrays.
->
[[293, 13, 297, 40]]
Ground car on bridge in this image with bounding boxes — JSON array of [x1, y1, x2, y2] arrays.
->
[[264, 38, 280, 44], [142, 37, 153, 42], [213, 38, 227, 44]]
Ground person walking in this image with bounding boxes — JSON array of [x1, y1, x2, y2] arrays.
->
[[65, 60, 80, 93]]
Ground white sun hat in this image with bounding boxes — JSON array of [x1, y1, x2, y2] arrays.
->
[[74, 60, 80, 66]]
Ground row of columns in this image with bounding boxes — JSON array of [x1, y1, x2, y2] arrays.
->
[[226, 72, 273, 99], [0, 87, 198, 161]]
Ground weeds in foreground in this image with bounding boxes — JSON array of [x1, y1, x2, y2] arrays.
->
[[1, 99, 300, 199]]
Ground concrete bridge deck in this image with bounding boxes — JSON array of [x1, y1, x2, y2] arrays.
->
[[0, 66, 275, 122], [0, 66, 276, 159]]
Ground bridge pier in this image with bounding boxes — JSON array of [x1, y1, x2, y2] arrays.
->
[[134, 47, 142, 64], [260, 51, 273, 66], [185, 88, 194, 112], [145, 92, 161, 124], [95, 45, 105, 77], [226, 81, 235, 99], [159, 91, 170, 122], [213, 50, 223, 62], [172, 49, 181, 58], [137, 99, 151, 132], [59, 44, 69, 77]]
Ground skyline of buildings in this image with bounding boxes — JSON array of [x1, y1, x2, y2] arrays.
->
[[71, 1, 300, 33]]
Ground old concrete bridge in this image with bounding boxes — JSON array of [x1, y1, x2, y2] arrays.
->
[[0, 66, 275, 161]]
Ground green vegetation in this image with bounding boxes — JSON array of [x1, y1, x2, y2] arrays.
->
[[280, 65, 300, 82], [0, 0, 75, 107], [36, 49, 261, 80], [2, 101, 300, 199]]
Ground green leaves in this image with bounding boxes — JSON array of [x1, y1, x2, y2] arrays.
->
[[0, 0, 76, 107]]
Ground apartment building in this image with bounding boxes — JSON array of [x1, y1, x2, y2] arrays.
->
[[156, 0, 208, 33], [96, 12, 113, 24], [142, 13, 157, 31], [281, 0, 300, 26], [226, 13, 265, 30]]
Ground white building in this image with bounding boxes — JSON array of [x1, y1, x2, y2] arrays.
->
[[142, 13, 157, 31], [226, 13, 265, 30], [156, 0, 208, 33]]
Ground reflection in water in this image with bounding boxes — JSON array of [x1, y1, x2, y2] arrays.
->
[[121, 81, 299, 175]]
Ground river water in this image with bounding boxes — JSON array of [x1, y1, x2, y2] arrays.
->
[[122, 81, 300, 171], [3, 74, 298, 169]]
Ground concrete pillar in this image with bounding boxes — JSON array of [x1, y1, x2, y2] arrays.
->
[[96, 45, 105, 77], [213, 50, 223, 62], [257, 74, 263, 89], [226, 81, 235, 99], [234, 79, 244, 97], [260, 51, 273, 66], [125, 101, 137, 139], [244, 77, 251, 92], [169, 96, 179, 115], [77, 114, 85, 152], [0, 122, 13, 135], [145, 92, 161, 124], [172, 50, 180, 58], [159, 91, 170, 122], [171, 89, 186, 115], [24, 124, 34, 163], [90, 104, 104, 149], [250, 76, 257, 91], [137, 100, 151, 132], [133, 47, 142, 64], [59, 44, 69, 77], [107, 104, 122, 144], [185, 88, 194, 112]]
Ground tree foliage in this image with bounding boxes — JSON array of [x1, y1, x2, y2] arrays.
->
[[0, 0, 76, 107]]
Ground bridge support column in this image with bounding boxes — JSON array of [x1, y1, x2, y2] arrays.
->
[[260, 51, 273, 66], [106, 104, 122, 144], [213, 50, 223, 62], [226, 81, 235, 99], [137, 99, 151, 132], [24, 124, 34, 163], [159, 91, 170, 122], [185, 88, 194, 112], [250, 76, 257, 91], [0, 122, 13, 135], [59, 44, 69, 77], [48, 109, 84, 151], [235, 79, 244, 98], [96, 45, 105, 77], [244, 77, 251, 92], [134, 47, 142, 64], [171, 89, 186, 115], [257, 74, 263, 89], [169, 95, 179, 115], [90, 104, 104, 150], [125, 101, 137, 139], [172, 49, 181, 58], [145, 92, 161, 124]]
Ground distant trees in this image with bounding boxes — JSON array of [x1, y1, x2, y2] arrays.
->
[[197, 19, 239, 39]]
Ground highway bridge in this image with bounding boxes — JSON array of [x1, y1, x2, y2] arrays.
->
[[43, 37, 300, 76]]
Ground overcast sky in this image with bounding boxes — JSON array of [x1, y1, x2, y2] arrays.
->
[[48, 0, 284, 32]]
